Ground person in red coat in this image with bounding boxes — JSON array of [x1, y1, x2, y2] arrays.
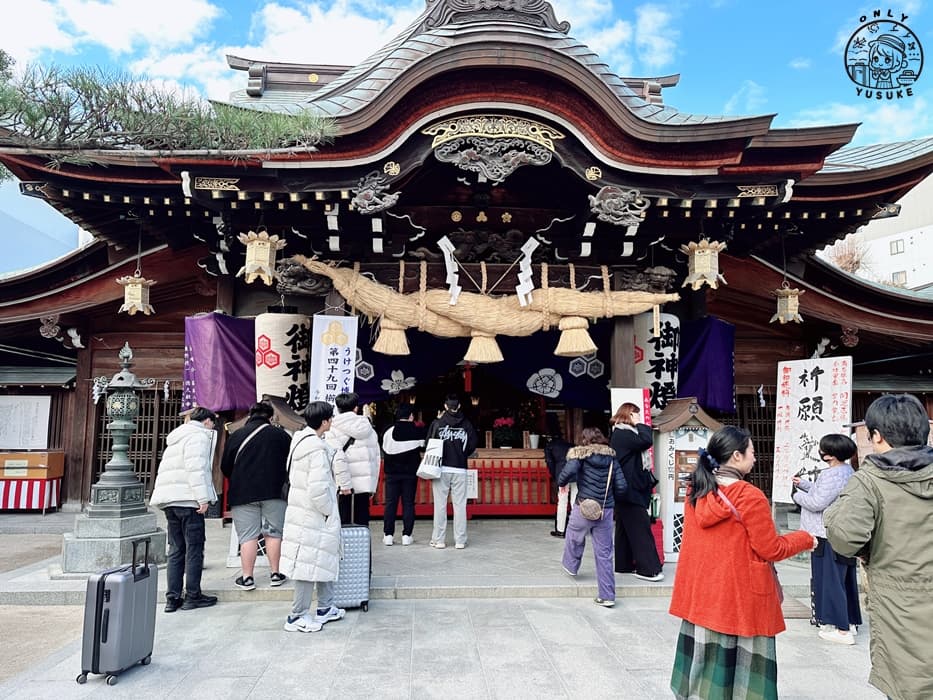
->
[[669, 426, 816, 700]]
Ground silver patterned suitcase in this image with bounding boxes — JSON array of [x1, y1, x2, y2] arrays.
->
[[333, 523, 371, 611], [77, 538, 158, 686]]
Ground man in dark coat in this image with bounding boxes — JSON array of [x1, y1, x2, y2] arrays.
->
[[381, 404, 426, 546], [221, 401, 292, 591]]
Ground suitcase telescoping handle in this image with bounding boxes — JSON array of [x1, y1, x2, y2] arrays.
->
[[131, 537, 151, 582]]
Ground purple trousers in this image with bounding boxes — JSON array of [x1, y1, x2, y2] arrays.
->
[[561, 505, 616, 601]]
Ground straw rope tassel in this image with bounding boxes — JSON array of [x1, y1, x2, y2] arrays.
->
[[554, 263, 597, 357], [372, 260, 410, 355]]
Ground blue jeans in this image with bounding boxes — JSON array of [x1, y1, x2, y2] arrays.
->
[[562, 505, 616, 600], [164, 506, 205, 600]]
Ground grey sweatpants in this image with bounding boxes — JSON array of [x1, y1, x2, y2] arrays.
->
[[432, 470, 468, 546], [291, 580, 336, 617]]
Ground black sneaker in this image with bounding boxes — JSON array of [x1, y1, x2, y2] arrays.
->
[[550, 530, 565, 539], [164, 597, 182, 613], [270, 572, 287, 587], [181, 593, 218, 610], [234, 575, 256, 591]]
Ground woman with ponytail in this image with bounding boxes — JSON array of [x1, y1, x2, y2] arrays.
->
[[669, 426, 816, 700]]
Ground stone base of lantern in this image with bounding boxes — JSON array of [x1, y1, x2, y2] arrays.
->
[[61, 511, 166, 573]]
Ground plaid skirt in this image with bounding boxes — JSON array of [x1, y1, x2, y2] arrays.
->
[[671, 621, 777, 700]]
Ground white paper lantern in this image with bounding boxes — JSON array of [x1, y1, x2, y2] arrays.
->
[[255, 312, 311, 409]]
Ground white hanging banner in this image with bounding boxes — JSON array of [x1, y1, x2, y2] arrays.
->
[[255, 313, 311, 409], [772, 356, 852, 503], [633, 312, 680, 415], [309, 315, 359, 404]]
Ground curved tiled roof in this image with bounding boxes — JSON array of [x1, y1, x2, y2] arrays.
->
[[221, 4, 772, 141], [817, 136, 933, 173]]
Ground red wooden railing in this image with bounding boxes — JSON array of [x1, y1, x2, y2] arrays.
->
[[224, 451, 554, 520], [372, 453, 554, 518]]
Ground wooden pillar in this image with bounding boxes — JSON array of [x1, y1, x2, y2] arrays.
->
[[610, 271, 635, 387], [215, 276, 235, 314], [67, 345, 92, 505]]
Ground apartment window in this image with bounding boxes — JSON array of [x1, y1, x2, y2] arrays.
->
[[892, 270, 908, 285], [890, 239, 905, 255]]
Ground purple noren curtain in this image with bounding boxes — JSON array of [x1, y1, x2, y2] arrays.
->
[[182, 312, 256, 412], [677, 316, 736, 413]]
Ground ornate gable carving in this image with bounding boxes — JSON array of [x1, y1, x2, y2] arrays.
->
[[422, 0, 570, 33]]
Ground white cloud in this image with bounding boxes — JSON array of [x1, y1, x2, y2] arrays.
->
[[582, 20, 635, 76], [635, 4, 678, 72], [1, 0, 221, 65], [550, 0, 613, 31], [0, 0, 75, 65], [786, 97, 932, 145], [723, 80, 767, 115], [789, 57, 811, 70]]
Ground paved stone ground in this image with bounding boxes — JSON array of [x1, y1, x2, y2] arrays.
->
[[0, 512, 883, 699], [0, 598, 881, 699]]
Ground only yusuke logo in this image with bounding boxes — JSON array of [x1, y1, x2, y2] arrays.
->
[[845, 9, 923, 99]]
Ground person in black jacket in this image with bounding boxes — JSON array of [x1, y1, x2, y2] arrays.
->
[[558, 426, 628, 607], [545, 430, 573, 538], [427, 395, 478, 549], [220, 401, 292, 591], [609, 402, 663, 582], [381, 404, 426, 546]]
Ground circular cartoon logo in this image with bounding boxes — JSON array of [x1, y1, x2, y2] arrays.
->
[[844, 15, 923, 97]]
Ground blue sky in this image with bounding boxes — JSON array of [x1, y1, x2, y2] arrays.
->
[[2, 0, 932, 273]]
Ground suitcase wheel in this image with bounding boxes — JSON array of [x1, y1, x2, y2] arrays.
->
[[75, 673, 87, 684], [141, 655, 152, 666], [106, 675, 118, 686]]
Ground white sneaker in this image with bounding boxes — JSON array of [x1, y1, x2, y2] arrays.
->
[[430, 540, 446, 549], [283, 614, 322, 633], [819, 627, 855, 645], [633, 572, 665, 582], [455, 542, 466, 549], [850, 625, 859, 636], [401, 535, 413, 546], [314, 605, 347, 625], [383, 534, 393, 546]]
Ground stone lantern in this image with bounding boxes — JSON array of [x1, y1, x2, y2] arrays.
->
[[62, 343, 166, 572], [87, 343, 150, 518]]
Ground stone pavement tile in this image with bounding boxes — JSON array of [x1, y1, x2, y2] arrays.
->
[[326, 671, 412, 700]]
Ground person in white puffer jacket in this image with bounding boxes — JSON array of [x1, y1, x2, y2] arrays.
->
[[280, 401, 352, 633], [149, 407, 219, 613], [325, 392, 380, 526]]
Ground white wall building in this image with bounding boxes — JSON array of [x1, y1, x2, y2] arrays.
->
[[820, 174, 933, 290]]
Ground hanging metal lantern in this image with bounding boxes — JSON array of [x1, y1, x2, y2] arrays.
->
[[116, 273, 156, 315], [770, 281, 804, 324], [680, 239, 728, 290], [237, 229, 287, 285]]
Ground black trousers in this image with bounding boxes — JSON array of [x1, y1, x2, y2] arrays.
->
[[383, 475, 417, 536], [614, 501, 662, 576], [338, 491, 371, 526], [164, 506, 205, 600]]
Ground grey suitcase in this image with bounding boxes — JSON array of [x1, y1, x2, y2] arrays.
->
[[333, 522, 371, 611], [77, 538, 157, 686]]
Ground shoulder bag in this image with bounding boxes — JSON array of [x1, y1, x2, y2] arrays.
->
[[416, 438, 444, 480], [578, 462, 613, 520], [716, 488, 784, 603]]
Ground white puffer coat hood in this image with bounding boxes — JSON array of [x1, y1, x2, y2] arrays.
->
[[149, 421, 218, 508], [280, 428, 350, 583], [325, 410, 381, 493]]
